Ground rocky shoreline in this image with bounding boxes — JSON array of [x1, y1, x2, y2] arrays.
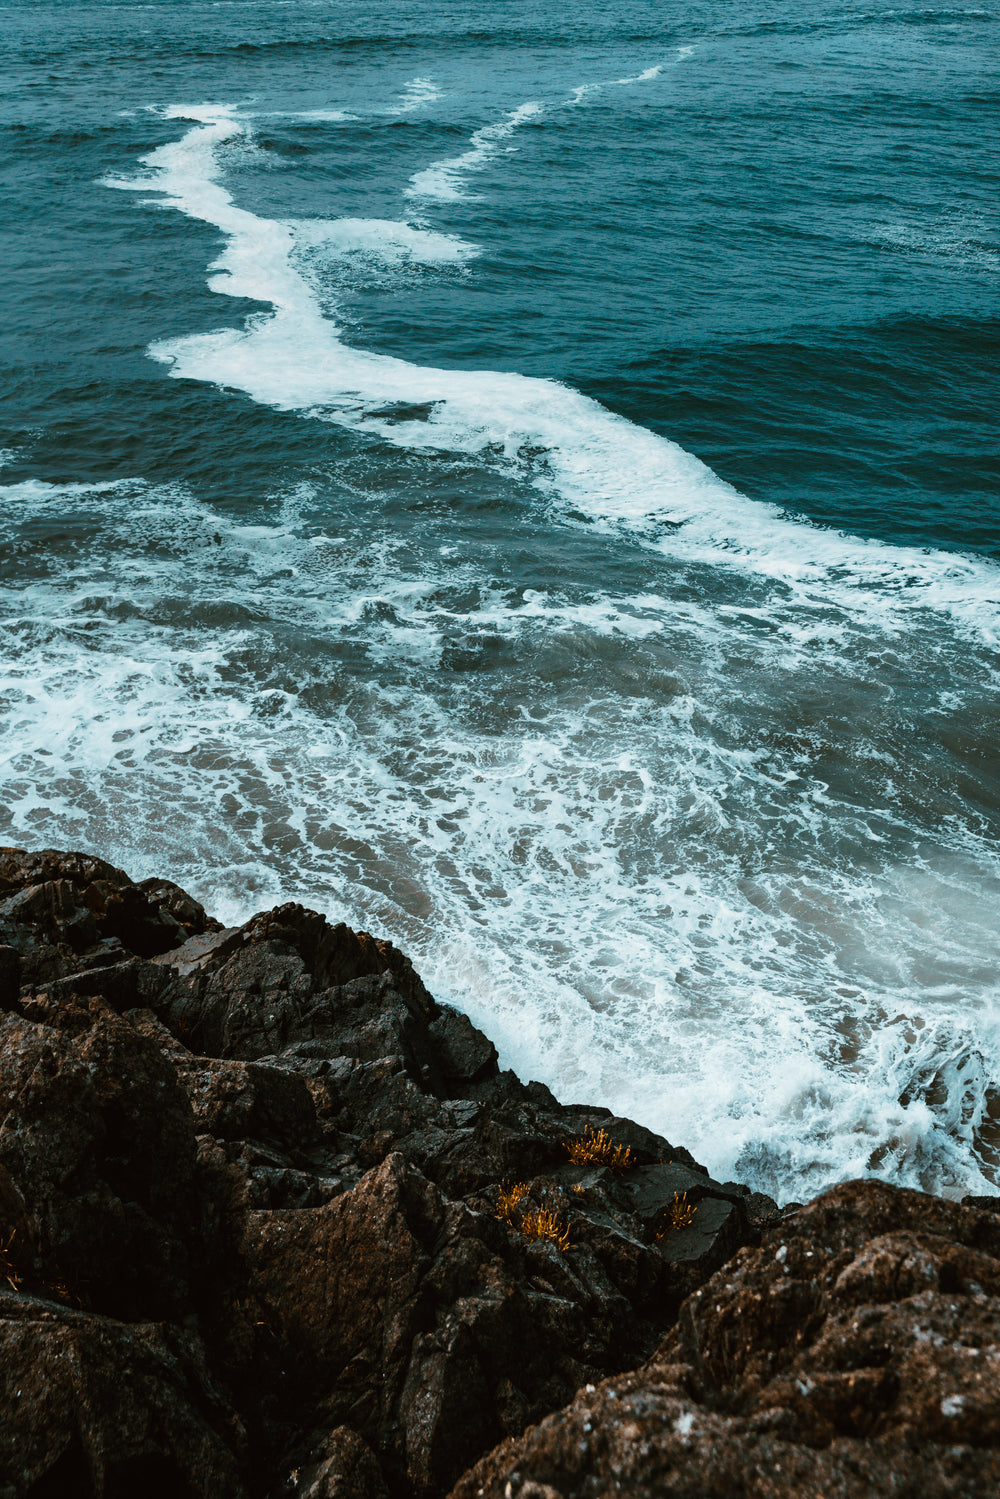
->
[[0, 847, 998, 1497]]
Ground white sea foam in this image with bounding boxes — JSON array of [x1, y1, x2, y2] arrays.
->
[[63, 99, 1000, 1201], [281, 108, 358, 122], [568, 46, 692, 104], [570, 63, 664, 104], [4, 471, 1000, 1202], [396, 77, 442, 112], [293, 216, 477, 265], [104, 106, 1000, 646], [405, 101, 542, 201]]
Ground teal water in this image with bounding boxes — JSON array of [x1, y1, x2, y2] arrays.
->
[[2, 0, 999, 1199]]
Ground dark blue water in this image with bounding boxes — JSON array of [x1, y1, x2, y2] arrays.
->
[[2, 0, 999, 1199]]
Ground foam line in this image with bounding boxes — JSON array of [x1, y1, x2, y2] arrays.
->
[[568, 46, 693, 104], [570, 63, 664, 103], [104, 107, 1000, 646], [276, 108, 357, 122], [405, 101, 542, 201]]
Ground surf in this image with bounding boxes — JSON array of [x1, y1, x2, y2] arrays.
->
[[103, 102, 1000, 648]]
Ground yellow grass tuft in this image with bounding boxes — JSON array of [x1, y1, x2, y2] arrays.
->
[[565, 1124, 635, 1175], [656, 1191, 697, 1240], [518, 1207, 571, 1253], [1, 1230, 23, 1293], [495, 1184, 571, 1252], [495, 1180, 529, 1222]]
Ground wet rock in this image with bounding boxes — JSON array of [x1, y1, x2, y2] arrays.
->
[[24, 956, 173, 1018], [429, 1006, 499, 1089], [136, 877, 222, 938], [0, 848, 200, 988], [150, 925, 245, 977], [153, 907, 438, 1066], [172, 1054, 318, 1149], [963, 1193, 1000, 1216], [295, 1426, 389, 1499], [0, 1003, 205, 1320], [0, 848, 133, 897]]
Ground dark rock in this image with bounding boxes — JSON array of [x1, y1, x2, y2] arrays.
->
[[153, 908, 438, 1067], [150, 926, 244, 977], [23, 957, 174, 1018], [296, 1426, 389, 1499], [136, 877, 222, 937], [0, 848, 133, 897], [78, 878, 186, 958], [429, 1006, 499, 1089], [0, 1293, 247, 1498], [0, 1003, 205, 1320], [172, 1054, 318, 1149], [0, 850, 776, 1498], [237, 1142, 750, 1496], [451, 1180, 1000, 1499], [0, 849, 201, 989], [963, 1194, 1000, 1215]]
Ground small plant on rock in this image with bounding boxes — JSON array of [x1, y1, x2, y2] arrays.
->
[[1, 1230, 23, 1293], [495, 1180, 529, 1222], [518, 1207, 571, 1253], [0, 1228, 76, 1304], [495, 1183, 571, 1252], [565, 1124, 635, 1175], [656, 1191, 697, 1240]]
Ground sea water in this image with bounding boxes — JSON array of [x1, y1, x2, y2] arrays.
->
[[2, 0, 998, 1201]]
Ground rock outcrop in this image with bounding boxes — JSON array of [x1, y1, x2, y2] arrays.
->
[[0, 848, 768, 1498], [451, 1181, 1000, 1499], [1, 847, 997, 1498]]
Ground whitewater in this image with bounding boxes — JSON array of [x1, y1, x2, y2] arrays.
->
[[3, 0, 999, 1205]]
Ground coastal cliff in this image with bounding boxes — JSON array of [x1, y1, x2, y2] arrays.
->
[[0, 848, 997, 1498]]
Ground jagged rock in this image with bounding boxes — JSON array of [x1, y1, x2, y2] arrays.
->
[[0, 849, 771, 1499], [153, 906, 438, 1065], [172, 1054, 318, 1148], [0, 1292, 246, 1498], [0, 848, 134, 896], [450, 1181, 1000, 1498], [240, 1152, 624, 1495], [150, 926, 245, 977], [429, 1006, 499, 1089], [0, 1002, 206, 1320], [295, 1426, 389, 1499], [136, 877, 222, 938], [0, 847, 208, 987]]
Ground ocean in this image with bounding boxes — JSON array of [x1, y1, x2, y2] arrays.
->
[[2, 0, 998, 1202]]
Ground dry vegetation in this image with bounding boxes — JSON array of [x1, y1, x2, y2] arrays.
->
[[495, 1182, 571, 1252], [656, 1191, 697, 1240], [564, 1125, 635, 1175]]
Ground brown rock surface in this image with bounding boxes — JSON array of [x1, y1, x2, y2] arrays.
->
[[450, 1181, 1000, 1498], [0, 843, 842, 1499], [0, 1292, 246, 1498]]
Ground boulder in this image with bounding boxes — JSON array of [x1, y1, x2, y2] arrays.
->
[[450, 1180, 1000, 1498]]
